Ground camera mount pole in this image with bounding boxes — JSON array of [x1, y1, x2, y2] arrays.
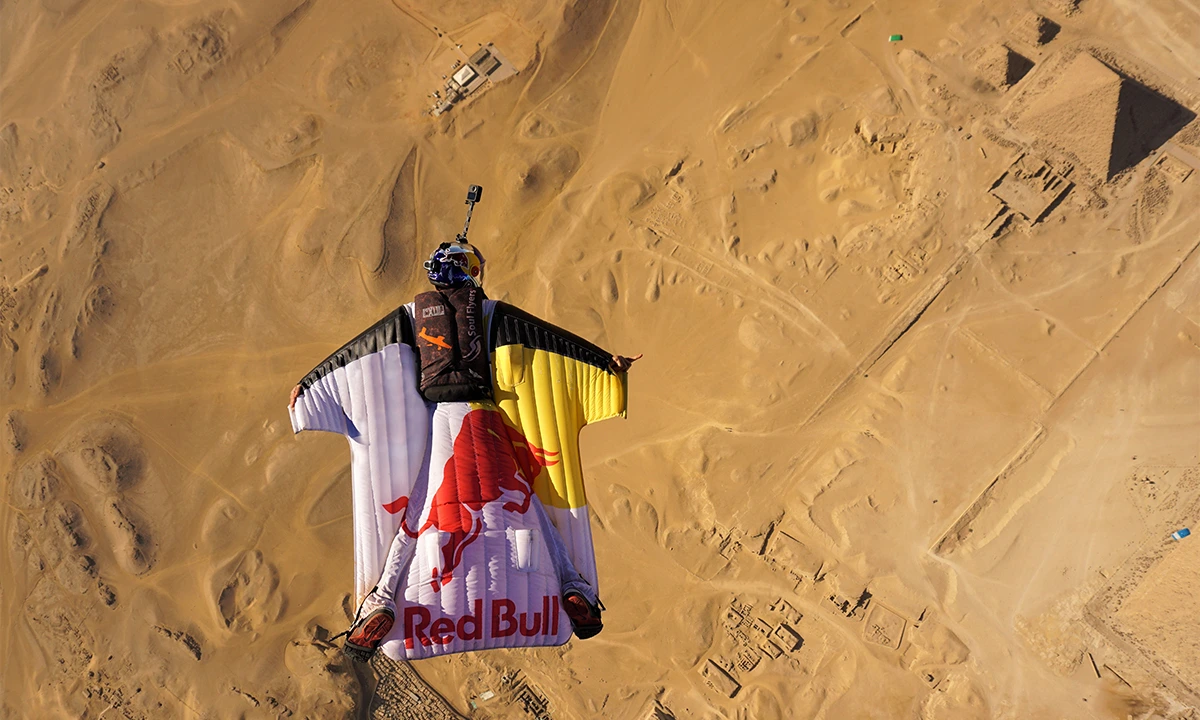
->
[[457, 184, 483, 243]]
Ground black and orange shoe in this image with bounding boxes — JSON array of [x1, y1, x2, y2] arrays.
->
[[563, 592, 603, 640], [342, 594, 395, 663]]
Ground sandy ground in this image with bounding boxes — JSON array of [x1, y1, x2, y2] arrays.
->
[[3, 0, 1200, 718]]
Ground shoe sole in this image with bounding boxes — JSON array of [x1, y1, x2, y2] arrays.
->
[[343, 608, 395, 662], [563, 593, 603, 639], [572, 622, 603, 640]]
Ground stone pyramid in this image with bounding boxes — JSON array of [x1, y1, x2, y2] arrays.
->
[[972, 44, 1033, 91], [1020, 54, 1191, 180], [1012, 13, 1060, 46]]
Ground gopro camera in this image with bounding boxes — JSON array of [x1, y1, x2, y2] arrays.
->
[[466, 185, 483, 203]]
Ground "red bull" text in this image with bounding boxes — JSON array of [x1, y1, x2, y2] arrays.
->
[[403, 596, 562, 649]]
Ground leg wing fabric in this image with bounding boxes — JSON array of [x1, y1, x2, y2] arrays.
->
[[289, 307, 429, 603]]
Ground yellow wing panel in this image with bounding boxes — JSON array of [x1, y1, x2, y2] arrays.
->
[[492, 346, 626, 510]]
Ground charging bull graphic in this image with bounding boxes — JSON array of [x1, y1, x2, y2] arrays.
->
[[382, 409, 559, 591]]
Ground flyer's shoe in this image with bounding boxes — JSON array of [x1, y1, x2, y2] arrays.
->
[[563, 591, 603, 639], [342, 591, 396, 662]]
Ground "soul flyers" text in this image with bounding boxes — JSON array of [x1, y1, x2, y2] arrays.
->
[[403, 596, 562, 649]]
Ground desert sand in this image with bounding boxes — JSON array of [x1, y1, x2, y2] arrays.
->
[[3, 0, 1200, 717]]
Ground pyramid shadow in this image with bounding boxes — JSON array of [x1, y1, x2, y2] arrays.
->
[[1109, 73, 1195, 177], [1005, 51, 1035, 87], [1035, 18, 1061, 45]]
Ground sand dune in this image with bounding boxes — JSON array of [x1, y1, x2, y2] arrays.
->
[[4, 0, 1200, 717]]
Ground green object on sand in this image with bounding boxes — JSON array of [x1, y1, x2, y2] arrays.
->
[[889, 34, 903, 42]]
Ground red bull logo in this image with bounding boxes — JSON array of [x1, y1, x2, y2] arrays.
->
[[383, 409, 558, 592]]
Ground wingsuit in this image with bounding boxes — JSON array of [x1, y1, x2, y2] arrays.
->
[[288, 240, 630, 661]]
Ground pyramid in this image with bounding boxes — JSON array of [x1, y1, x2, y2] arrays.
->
[[1050, 0, 1081, 16], [1020, 54, 1193, 180], [1012, 13, 1060, 46], [971, 44, 1033, 91]]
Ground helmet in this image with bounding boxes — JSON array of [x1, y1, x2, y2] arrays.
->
[[424, 242, 485, 288]]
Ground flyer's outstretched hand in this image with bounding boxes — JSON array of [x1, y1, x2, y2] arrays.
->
[[609, 354, 642, 373]]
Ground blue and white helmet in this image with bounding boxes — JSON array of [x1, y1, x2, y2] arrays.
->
[[424, 241, 485, 288]]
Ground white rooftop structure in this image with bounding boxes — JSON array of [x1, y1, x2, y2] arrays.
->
[[452, 65, 478, 88]]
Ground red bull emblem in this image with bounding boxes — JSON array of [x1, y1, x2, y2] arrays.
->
[[382, 409, 559, 592]]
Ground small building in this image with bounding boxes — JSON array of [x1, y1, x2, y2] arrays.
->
[[700, 660, 741, 698], [773, 623, 803, 652], [989, 154, 1072, 224], [767, 528, 824, 582], [751, 617, 773, 637]]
